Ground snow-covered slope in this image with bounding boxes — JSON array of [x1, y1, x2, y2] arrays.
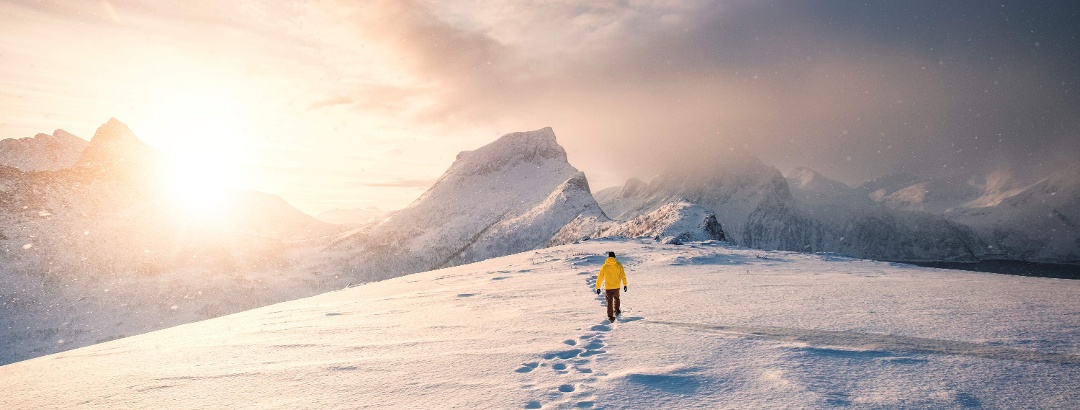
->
[[330, 127, 608, 281], [3, 239, 1078, 409], [0, 130, 88, 171]]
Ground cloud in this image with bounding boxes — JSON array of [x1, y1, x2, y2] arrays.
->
[[332, 0, 1080, 186], [5, 0, 1078, 212]]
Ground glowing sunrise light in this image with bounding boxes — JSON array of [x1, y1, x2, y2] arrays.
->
[[134, 83, 252, 216], [167, 148, 239, 214]]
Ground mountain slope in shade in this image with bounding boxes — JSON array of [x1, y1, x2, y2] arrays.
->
[[859, 172, 922, 202], [331, 127, 608, 281], [845, 166, 1077, 262], [879, 178, 982, 213], [785, 166, 868, 206], [597, 159, 982, 261], [947, 165, 1080, 262], [3, 239, 1078, 408], [0, 130, 88, 171]]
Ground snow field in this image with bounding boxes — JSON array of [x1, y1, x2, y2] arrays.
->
[[2, 239, 1078, 409]]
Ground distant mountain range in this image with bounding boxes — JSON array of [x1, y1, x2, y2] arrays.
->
[[794, 164, 1079, 262], [596, 156, 1078, 263], [1, 120, 1076, 365], [0, 129, 87, 172]]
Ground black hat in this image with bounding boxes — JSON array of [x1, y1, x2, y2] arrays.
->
[[607, 251, 616, 258]]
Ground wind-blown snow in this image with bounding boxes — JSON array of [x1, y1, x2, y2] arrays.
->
[[2, 239, 1077, 409]]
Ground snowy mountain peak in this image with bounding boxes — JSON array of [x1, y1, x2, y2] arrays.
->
[[335, 127, 603, 280], [92, 118, 138, 144], [452, 127, 567, 176], [75, 118, 162, 172]]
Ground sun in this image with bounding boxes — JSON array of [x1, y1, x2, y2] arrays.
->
[[134, 87, 252, 216], [166, 148, 240, 215]]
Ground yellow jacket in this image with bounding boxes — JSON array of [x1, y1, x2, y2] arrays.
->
[[596, 257, 627, 290]]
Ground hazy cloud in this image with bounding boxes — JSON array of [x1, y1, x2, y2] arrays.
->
[[335, 0, 1080, 186]]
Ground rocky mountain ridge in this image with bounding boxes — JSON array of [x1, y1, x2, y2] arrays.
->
[[0, 129, 87, 172]]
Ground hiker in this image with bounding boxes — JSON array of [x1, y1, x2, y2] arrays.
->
[[595, 251, 628, 322]]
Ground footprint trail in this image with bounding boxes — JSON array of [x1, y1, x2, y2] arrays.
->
[[515, 319, 618, 409]]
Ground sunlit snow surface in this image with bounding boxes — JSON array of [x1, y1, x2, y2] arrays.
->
[[3, 239, 1078, 409]]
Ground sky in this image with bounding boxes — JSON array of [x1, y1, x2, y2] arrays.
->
[[2, 0, 1078, 214]]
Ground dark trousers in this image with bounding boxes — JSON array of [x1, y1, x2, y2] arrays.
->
[[604, 289, 621, 319]]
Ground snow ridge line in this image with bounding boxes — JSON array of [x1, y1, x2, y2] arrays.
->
[[642, 320, 1080, 365]]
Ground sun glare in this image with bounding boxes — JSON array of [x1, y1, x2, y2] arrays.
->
[[134, 84, 252, 216], [167, 149, 239, 214]]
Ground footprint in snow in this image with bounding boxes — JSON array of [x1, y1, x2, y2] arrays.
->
[[518, 316, 640, 408], [515, 362, 540, 373], [542, 349, 584, 360]]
